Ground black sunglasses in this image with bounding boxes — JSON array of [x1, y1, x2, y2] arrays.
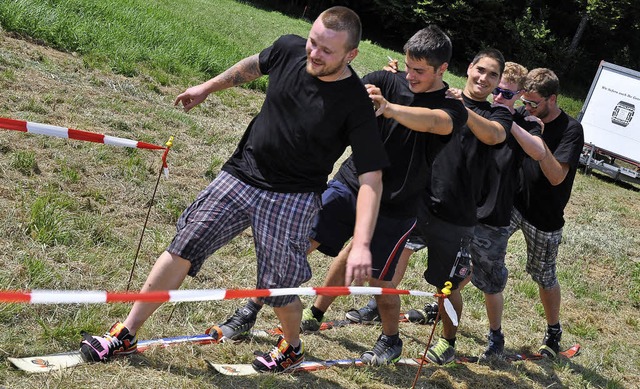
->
[[492, 87, 518, 100]]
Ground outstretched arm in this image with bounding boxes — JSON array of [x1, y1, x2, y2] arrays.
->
[[345, 170, 383, 286], [174, 54, 262, 112]]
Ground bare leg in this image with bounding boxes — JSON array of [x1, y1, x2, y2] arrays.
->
[[540, 284, 561, 325], [391, 247, 413, 287], [484, 292, 504, 331], [370, 278, 399, 336], [441, 288, 462, 340], [123, 251, 191, 334], [273, 297, 303, 347], [313, 241, 350, 311]]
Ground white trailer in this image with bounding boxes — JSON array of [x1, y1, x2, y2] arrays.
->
[[577, 61, 640, 186]]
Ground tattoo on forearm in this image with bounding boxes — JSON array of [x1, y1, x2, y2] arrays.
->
[[221, 54, 262, 86]]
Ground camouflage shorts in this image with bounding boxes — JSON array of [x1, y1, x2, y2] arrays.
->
[[470, 224, 510, 294]]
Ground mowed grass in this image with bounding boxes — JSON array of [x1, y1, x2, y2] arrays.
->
[[0, 1, 639, 388]]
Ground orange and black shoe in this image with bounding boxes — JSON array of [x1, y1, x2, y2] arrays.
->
[[252, 336, 304, 372], [80, 322, 138, 362], [206, 303, 259, 342]]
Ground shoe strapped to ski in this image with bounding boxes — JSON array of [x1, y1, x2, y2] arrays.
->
[[345, 305, 380, 324], [252, 336, 305, 373], [80, 321, 137, 362], [206, 305, 257, 342], [405, 302, 439, 324], [481, 330, 505, 359], [361, 333, 403, 365], [538, 326, 562, 358], [300, 307, 322, 333], [425, 338, 456, 365]]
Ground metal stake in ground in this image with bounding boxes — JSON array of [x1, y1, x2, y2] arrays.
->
[[126, 137, 173, 291]]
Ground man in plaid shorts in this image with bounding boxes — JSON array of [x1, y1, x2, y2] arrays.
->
[[79, 6, 388, 373], [509, 68, 584, 358]]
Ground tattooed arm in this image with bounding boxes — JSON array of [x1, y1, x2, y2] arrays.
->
[[174, 54, 262, 112]]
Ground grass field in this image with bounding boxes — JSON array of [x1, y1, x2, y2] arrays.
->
[[1, 1, 639, 388]]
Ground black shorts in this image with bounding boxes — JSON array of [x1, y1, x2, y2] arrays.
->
[[310, 180, 416, 281], [410, 205, 474, 290]]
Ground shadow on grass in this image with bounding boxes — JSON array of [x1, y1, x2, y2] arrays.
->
[[580, 169, 640, 192]]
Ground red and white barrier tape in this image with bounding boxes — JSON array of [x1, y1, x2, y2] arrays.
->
[[0, 117, 173, 176], [0, 117, 165, 150], [0, 286, 458, 325], [0, 286, 440, 304]]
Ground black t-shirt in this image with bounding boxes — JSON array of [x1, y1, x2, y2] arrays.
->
[[334, 71, 467, 218], [222, 35, 389, 193], [478, 109, 542, 226], [514, 107, 584, 231], [425, 95, 511, 226]]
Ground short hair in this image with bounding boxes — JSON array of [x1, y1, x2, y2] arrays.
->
[[471, 48, 505, 77], [502, 62, 528, 90], [318, 6, 362, 51], [403, 25, 452, 70], [523, 68, 559, 97]]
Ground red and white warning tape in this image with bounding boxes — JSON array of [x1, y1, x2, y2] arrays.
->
[[0, 117, 165, 150], [0, 286, 439, 304], [0, 116, 172, 175], [0, 286, 458, 325]]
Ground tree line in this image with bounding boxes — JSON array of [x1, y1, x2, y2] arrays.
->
[[245, 0, 640, 97]]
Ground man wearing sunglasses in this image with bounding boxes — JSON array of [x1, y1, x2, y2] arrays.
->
[[508, 68, 584, 358], [469, 62, 548, 359], [414, 48, 515, 364], [349, 49, 514, 365]]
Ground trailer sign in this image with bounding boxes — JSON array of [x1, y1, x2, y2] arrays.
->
[[578, 61, 640, 185]]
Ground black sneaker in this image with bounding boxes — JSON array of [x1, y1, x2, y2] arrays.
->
[[539, 325, 562, 358], [405, 302, 439, 324], [361, 333, 403, 365], [346, 298, 381, 324], [80, 322, 138, 362], [481, 330, 505, 359], [252, 336, 305, 372], [207, 305, 257, 341]]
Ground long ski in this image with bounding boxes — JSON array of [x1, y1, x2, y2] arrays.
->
[[207, 343, 581, 376], [505, 343, 581, 362], [8, 329, 273, 373], [7, 319, 363, 374], [207, 356, 476, 376]]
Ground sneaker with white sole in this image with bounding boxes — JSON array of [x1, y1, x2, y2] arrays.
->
[[252, 336, 305, 372], [425, 338, 455, 365], [80, 322, 138, 362], [361, 333, 403, 365], [207, 305, 258, 341], [345, 298, 380, 324]]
